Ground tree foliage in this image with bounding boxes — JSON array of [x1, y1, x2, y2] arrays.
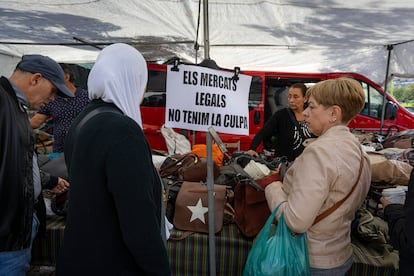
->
[[390, 83, 414, 105]]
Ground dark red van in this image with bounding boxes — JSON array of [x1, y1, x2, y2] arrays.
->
[[142, 63, 414, 152]]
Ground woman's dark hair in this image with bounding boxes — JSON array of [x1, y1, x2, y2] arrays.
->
[[290, 83, 307, 97], [59, 63, 76, 83]]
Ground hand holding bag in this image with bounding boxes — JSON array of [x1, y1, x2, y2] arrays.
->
[[243, 203, 311, 276]]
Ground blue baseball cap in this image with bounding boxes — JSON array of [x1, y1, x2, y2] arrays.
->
[[17, 55, 74, 98]]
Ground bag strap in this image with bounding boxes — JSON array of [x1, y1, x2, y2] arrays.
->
[[159, 153, 199, 177], [64, 104, 123, 180], [75, 105, 121, 134], [230, 163, 264, 191], [312, 147, 364, 226]]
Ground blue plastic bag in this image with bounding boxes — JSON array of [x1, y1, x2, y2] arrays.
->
[[243, 203, 311, 276]]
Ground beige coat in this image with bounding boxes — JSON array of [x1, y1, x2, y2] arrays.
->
[[265, 125, 371, 269]]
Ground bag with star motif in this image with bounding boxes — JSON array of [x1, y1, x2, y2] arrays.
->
[[173, 181, 227, 234]]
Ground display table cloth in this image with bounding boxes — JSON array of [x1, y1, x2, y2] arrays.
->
[[31, 216, 398, 275]]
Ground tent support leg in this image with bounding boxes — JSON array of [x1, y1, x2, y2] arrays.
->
[[206, 131, 216, 276], [380, 44, 393, 135]]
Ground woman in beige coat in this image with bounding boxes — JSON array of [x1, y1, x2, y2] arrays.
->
[[265, 78, 371, 275]]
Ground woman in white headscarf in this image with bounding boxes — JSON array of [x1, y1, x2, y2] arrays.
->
[[56, 43, 170, 275]]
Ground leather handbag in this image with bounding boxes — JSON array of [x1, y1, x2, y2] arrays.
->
[[173, 181, 227, 233], [159, 153, 219, 182], [234, 172, 281, 237], [159, 154, 194, 178]]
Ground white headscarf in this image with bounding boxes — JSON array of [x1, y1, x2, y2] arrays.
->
[[88, 43, 148, 127]]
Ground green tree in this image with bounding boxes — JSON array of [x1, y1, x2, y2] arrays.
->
[[393, 86, 406, 103], [406, 83, 414, 104]]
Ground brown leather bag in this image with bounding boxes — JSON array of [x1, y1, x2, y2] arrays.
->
[[234, 172, 281, 237], [173, 181, 227, 233], [159, 153, 219, 182]]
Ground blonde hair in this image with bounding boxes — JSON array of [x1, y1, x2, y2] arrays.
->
[[306, 78, 365, 123]]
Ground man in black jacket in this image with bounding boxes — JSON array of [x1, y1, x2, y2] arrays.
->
[[381, 169, 414, 275], [0, 54, 73, 275]]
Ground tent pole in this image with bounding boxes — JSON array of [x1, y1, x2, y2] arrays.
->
[[203, 0, 210, 59], [206, 131, 216, 276], [72, 37, 103, 50], [203, 1, 216, 275], [379, 45, 393, 135]]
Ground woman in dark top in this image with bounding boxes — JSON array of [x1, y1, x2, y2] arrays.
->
[[247, 83, 314, 162], [381, 169, 414, 275], [56, 43, 170, 275]]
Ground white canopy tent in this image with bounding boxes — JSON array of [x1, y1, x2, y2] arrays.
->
[[1, 0, 414, 85], [3, 2, 413, 274]]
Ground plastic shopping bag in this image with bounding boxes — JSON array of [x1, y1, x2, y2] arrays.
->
[[243, 203, 311, 276], [160, 125, 191, 155]]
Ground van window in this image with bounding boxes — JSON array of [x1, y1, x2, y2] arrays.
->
[[142, 70, 167, 107], [360, 81, 387, 119], [248, 76, 263, 110]]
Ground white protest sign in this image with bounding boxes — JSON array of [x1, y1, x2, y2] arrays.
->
[[165, 64, 252, 135]]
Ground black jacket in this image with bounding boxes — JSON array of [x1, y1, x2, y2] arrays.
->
[[249, 108, 314, 161], [383, 169, 414, 275], [0, 76, 35, 251], [57, 100, 170, 275]]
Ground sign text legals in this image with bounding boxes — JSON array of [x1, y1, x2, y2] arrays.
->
[[165, 64, 251, 135]]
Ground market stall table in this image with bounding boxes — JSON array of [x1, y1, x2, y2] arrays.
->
[[31, 216, 398, 275]]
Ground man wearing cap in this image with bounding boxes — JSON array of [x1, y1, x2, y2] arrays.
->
[[0, 54, 73, 275], [30, 63, 90, 154]]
